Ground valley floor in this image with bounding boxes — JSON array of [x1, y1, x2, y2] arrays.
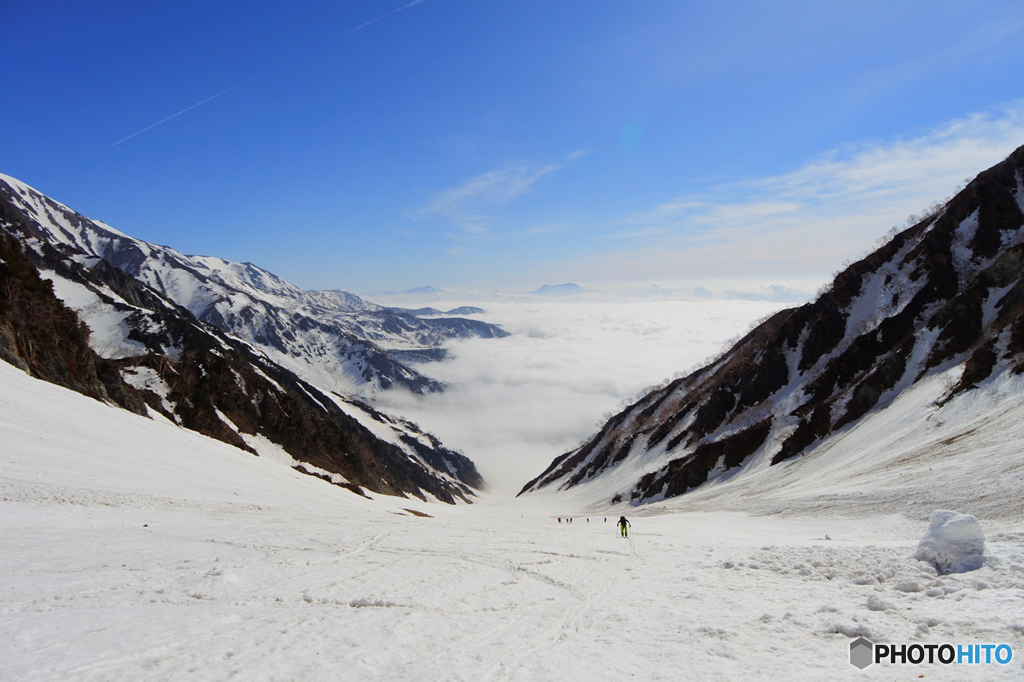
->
[[2, 363, 1023, 681]]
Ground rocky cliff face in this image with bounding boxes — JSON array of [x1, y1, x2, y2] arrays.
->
[[0, 233, 146, 415], [0, 175, 484, 504], [521, 144, 1024, 504]]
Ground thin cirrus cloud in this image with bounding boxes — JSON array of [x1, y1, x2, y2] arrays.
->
[[418, 151, 587, 235], [577, 103, 1024, 282], [345, 0, 429, 34]]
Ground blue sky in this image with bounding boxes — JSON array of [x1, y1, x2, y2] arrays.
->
[[3, 0, 1024, 293]]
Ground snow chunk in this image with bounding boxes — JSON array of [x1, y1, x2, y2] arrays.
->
[[914, 510, 985, 574]]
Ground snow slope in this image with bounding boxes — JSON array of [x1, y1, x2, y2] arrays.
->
[[2, 361, 1022, 681]]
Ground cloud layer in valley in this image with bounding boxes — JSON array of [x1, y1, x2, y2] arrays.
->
[[369, 294, 787, 496]]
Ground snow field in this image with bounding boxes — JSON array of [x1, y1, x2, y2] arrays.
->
[[4, 500, 1024, 681], [3, 361, 1024, 680]]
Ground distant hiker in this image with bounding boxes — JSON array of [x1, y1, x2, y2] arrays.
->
[[558, 517, 561, 523], [618, 516, 631, 538]]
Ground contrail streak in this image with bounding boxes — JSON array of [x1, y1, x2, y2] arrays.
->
[[111, 0, 430, 147], [110, 73, 263, 147], [346, 0, 427, 34]]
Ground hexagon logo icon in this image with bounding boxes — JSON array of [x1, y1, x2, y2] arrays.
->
[[849, 637, 873, 669]]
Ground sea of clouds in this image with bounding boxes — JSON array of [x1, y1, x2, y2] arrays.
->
[[348, 107, 1024, 497], [368, 286, 805, 496]]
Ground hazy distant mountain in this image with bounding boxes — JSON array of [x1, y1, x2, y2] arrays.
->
[[0, 174, 485, 503], [521, 144, 1024, 505], [373, 285, 449, 298], [531, 283, 585, 296], [386, 306, 487, 317]]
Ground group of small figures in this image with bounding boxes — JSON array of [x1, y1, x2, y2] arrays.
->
[[555, 516, 631, 537]]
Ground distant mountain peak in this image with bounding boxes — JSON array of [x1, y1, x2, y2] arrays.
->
[[531, 282, 584, 296]]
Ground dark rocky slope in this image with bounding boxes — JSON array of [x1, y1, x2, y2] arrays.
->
[[0, 233, 146, 415], [521, 144, 1024, 504]]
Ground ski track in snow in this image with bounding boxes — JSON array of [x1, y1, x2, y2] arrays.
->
[[2, 364, 1024, 680]]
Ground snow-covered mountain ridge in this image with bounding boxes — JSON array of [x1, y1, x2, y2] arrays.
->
[[0, 172, 507, 397], [521, 144, 1024, 508], [0, 173, 485, 503]]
